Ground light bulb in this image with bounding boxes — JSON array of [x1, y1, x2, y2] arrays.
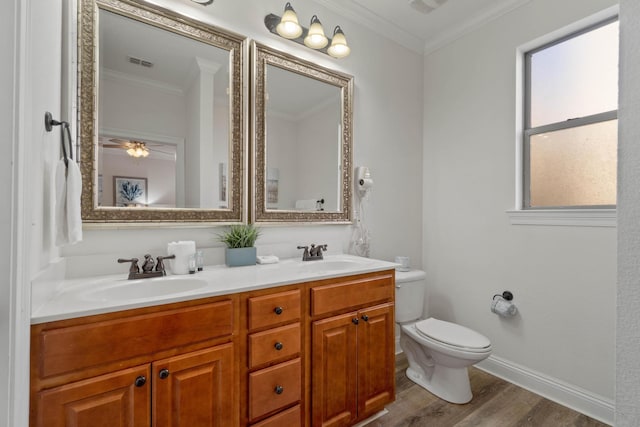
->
[[304, 15, 328, 49], [276, 3, 302, 39], [327, 26, 350, 58]]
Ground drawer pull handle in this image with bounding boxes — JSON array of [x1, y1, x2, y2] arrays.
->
[[134, 376, 146, 387], [352, 317, 359, 325], [274, 385, 284, 395], [274, 342, 284, 351], [361, 314, 369, 321], [274, 306, 283, 315], [159, 369, 170, 380]]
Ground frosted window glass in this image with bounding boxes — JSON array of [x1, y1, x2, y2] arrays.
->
[[530, 120, 617, 207], [530, 21, 618, 127]]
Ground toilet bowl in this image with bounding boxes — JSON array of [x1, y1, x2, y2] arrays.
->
[[395, 270, 492, 404]]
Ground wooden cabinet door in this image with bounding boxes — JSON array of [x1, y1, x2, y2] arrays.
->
[[311, 312, 358, 427], [152, 343, 235, 427], [36, 365, 151, 427], [357, 303, 395, 418]]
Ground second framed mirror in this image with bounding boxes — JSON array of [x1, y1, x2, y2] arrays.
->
[[251, 41, 353, 223]]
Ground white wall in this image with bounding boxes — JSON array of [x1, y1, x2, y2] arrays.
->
[[99, 74, 186, 139], [59, 0, 424, 275], [422, 0, 617, 421], [266, 112, 298, 210], [297, 102, 341, 211], [267, 103, 339, 211], [0, 0, 19, 423], [213, 102, 229, 208], [616, 0, 640, 424], [3, 0, 65, 425]]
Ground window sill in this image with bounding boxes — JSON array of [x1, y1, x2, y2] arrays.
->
[[506, 209, 616, 227]]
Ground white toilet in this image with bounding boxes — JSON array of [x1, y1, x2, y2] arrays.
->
[[395, 270, 492, 404]]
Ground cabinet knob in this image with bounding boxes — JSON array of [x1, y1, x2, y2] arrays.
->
[[274, 385, 284, 395], [274, 342, 284, 351], [274, 306, 283, 315], [352, 317, 359, 325], [158, 369, 170, 380], [361, 314, 369, 322], [134, 376, 146, 387]]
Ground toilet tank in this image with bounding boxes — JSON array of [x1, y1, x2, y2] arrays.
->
[[395, 270, 427, 323]]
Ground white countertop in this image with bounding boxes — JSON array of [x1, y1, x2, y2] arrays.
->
[[31, 254, 398, 324]]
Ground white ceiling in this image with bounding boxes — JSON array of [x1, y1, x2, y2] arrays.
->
[[314, 0, 531, 54]]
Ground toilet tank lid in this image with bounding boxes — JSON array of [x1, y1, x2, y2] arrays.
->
[[395, 269, 427, 283]]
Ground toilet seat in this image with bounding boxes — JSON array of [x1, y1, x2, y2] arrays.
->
[[415, 318, 491, 353]]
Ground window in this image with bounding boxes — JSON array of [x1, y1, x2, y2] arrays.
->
[[523, 18, 618, 209]]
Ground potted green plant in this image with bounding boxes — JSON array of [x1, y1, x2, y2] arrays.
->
[[218, 224, 260, 267]]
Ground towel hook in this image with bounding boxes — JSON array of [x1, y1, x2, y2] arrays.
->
[[45, 111, 73, 168]]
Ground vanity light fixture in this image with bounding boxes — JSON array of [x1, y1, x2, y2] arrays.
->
[[264, 3, 350, 58]]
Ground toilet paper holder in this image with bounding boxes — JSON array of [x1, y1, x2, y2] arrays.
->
[[491, 291, 517, 317], [495, 290, 513, 301]]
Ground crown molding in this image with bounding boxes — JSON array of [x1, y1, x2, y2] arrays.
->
[[423, 0, 531, 55], [313, 0, 425, 53], [101, 68, 184, 96], [314, 0, 530, 56]]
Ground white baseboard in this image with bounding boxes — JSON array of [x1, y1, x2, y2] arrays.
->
[[476, 355, 614, 426], [352, 409, 388, 427]]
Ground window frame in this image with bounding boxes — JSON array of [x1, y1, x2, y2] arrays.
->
[[522, 16, 618, 211]]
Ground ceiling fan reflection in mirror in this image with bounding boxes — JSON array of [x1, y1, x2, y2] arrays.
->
[[99, 137, 175, 159]]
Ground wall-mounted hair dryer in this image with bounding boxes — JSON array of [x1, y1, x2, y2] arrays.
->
[[355, 166, 373, 196]]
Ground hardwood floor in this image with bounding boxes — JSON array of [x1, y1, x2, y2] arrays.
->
[[363, 354, 609, 427]]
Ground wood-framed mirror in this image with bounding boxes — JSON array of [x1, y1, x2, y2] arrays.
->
[[251, 42, 354, 223], [79, 0, 247, 223]]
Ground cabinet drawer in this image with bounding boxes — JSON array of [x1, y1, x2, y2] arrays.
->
[[248, 289, 301, 331], [248, 358, 301, 421], [311, 273, 394, 317], [38, 300, 233, 378], [250, 404, 301, 427], [248, 323, 301, 369]]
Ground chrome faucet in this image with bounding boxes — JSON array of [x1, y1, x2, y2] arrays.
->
[[118, 254, 175, 280], [297, 244, 328, 261]]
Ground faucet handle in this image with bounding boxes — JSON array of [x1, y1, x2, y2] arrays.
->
[[297, 245, 310, 261], [155, 254, 175, 274], [117, 258, 140, 274]]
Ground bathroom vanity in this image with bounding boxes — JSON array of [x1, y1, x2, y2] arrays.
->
[[29, 256, 396, 427]]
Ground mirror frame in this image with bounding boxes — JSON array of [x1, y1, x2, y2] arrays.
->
[[79, 0, 247, 223], [251, 42, 353, 223]]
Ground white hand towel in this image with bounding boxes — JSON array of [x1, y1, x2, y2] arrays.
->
[[257, 255, 279, 264], [55, 159, 83, 246]]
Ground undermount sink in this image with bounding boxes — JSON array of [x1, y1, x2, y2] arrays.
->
[[297, 259, 363, 272], [80, 277, 208, 302]]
